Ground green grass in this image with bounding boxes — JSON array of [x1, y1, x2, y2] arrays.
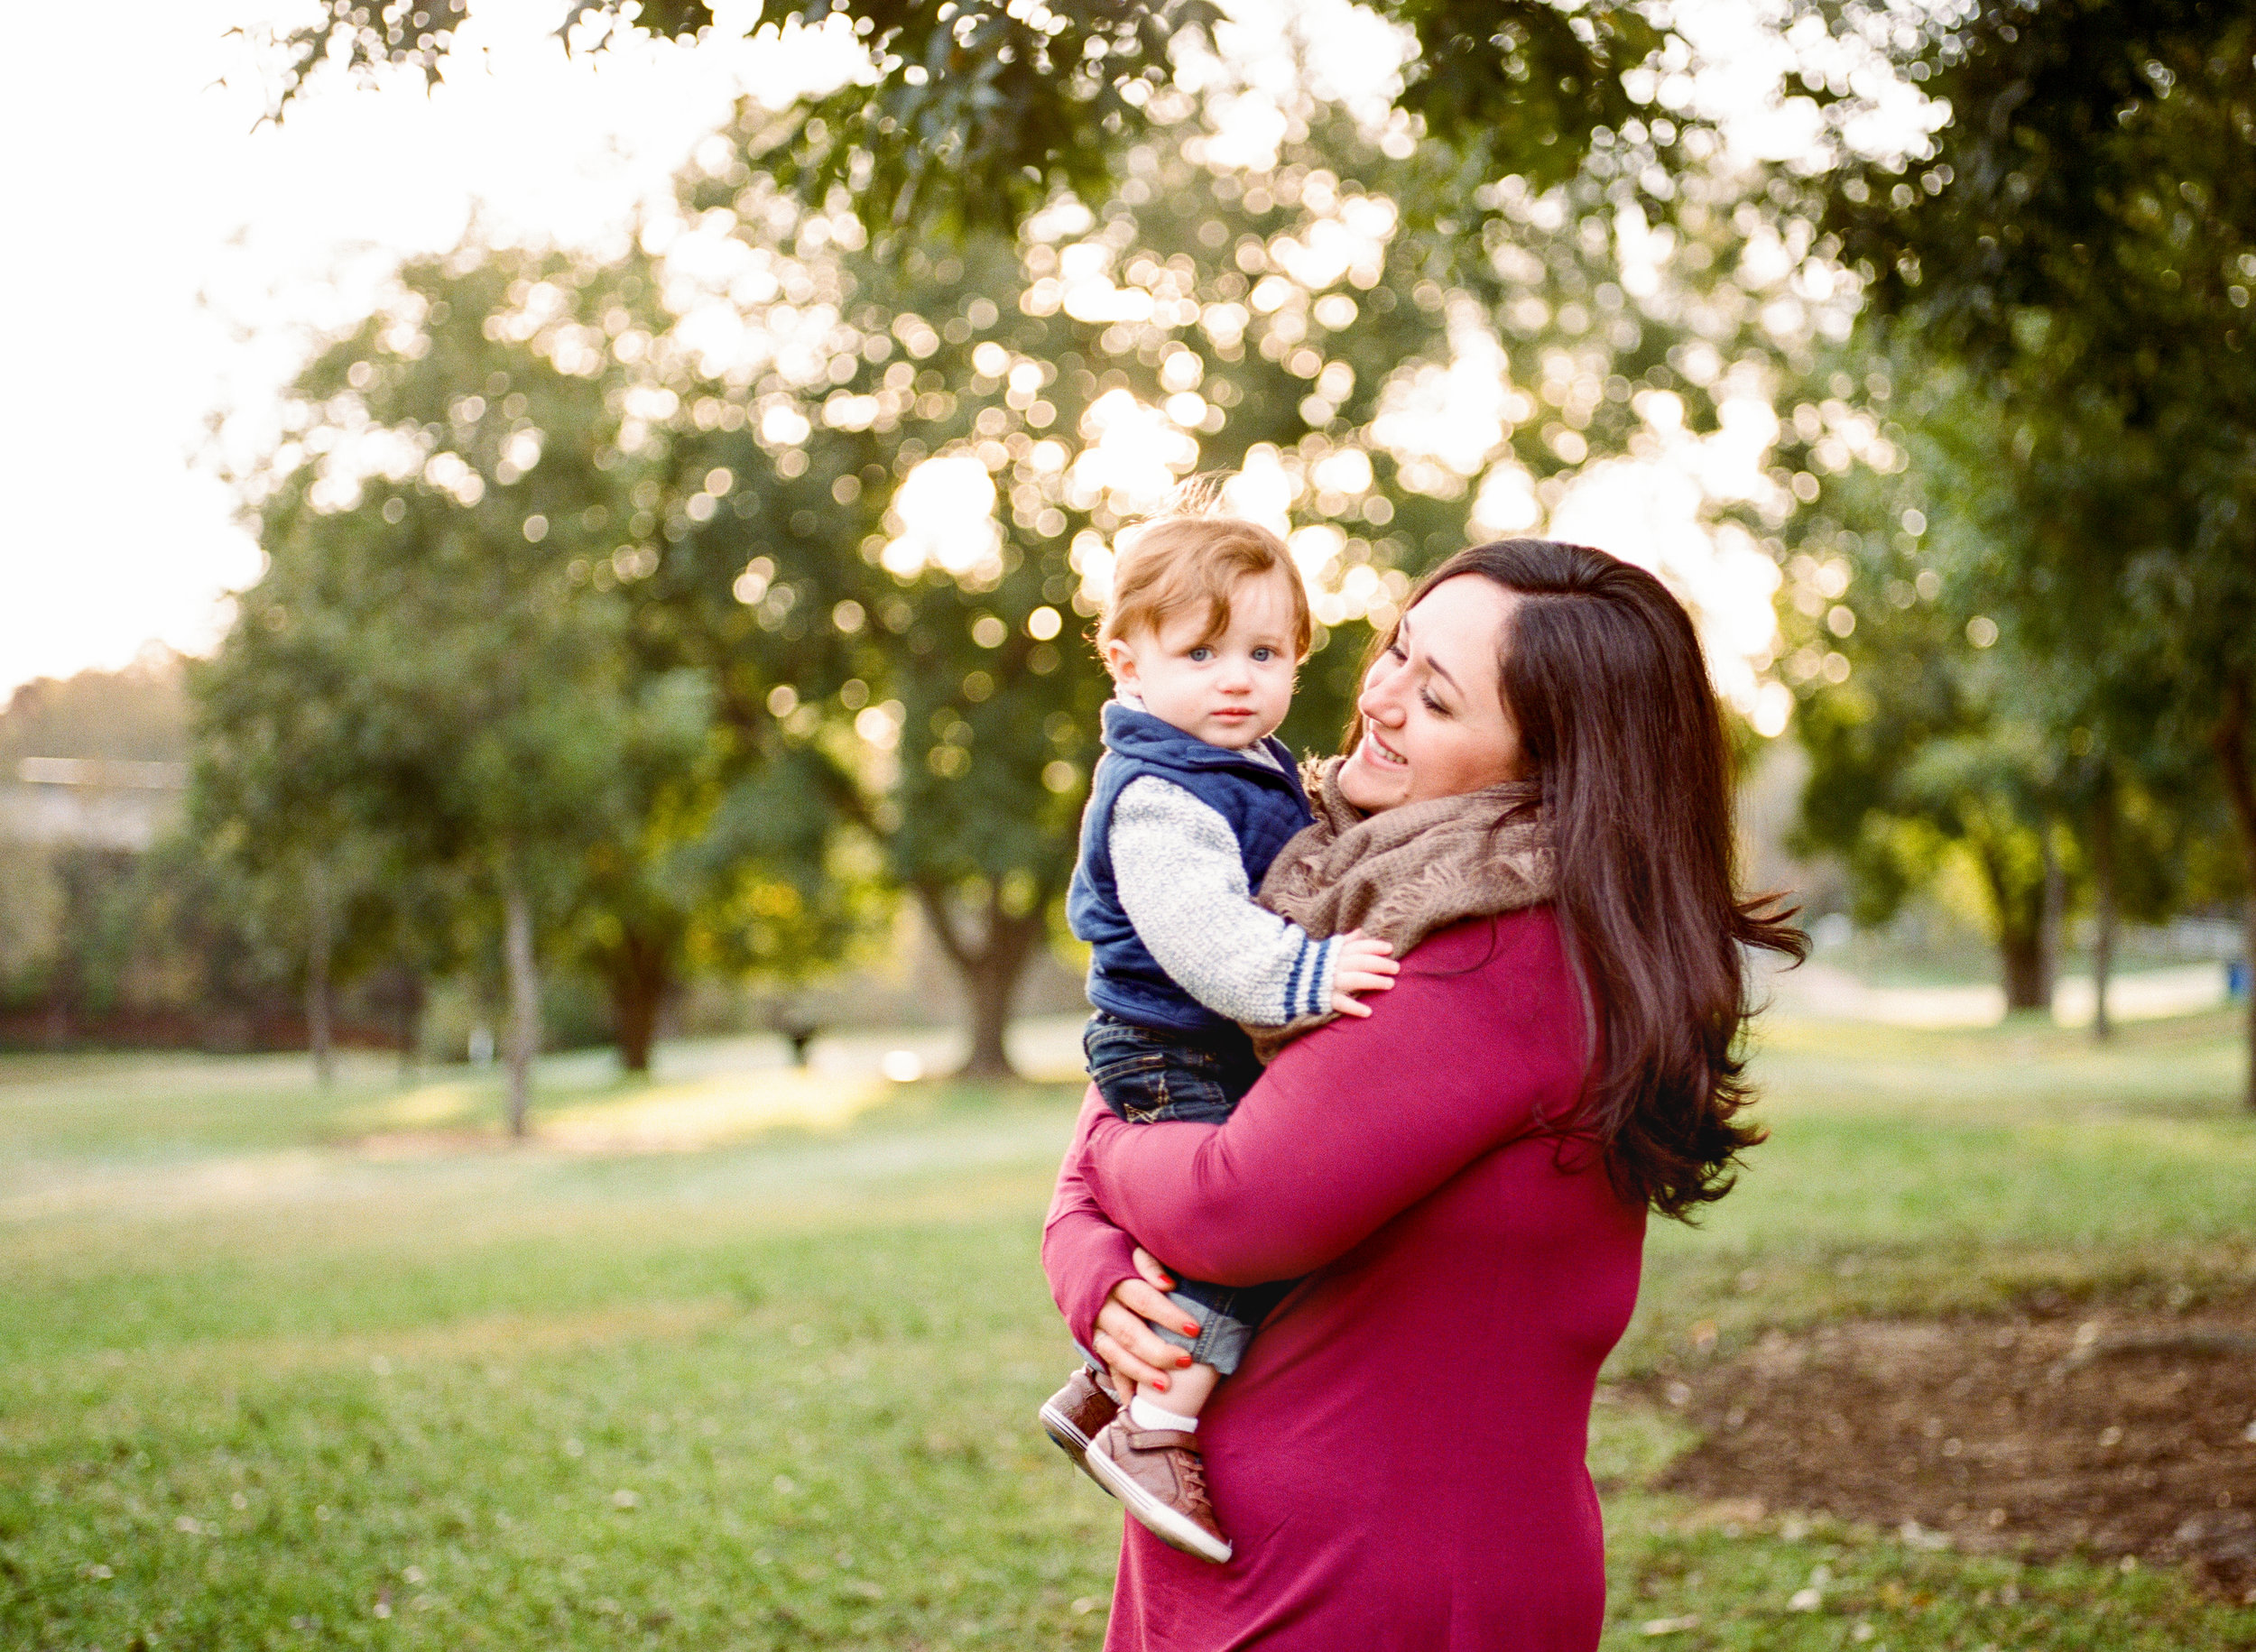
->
[[1618, 1010, 2256, 1376], [2, 1013, 2252, 1648]]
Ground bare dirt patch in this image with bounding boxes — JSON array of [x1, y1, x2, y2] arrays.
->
[[1643, 1294, 2256, 1598]]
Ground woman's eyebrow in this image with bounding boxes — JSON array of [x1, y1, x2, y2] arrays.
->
[[1398, 616, 1463, 696]]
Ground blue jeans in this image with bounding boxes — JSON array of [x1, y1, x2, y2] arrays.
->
[[1084, 1012, 1298, 1376]]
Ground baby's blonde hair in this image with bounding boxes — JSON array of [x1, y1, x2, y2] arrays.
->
[[1096, 515, 1313, 660]]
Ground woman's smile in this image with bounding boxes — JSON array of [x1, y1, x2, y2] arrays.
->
[[1337, 575, 1524, 810]]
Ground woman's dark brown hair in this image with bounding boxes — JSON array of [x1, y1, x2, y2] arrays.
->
[[1351, 539, 1806, 1219]]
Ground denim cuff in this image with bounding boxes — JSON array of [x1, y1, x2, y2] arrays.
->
[[1148, 1286, 1257, 1375]]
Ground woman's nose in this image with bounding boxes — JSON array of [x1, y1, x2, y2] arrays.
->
[[1357, 678, 1405, 725]]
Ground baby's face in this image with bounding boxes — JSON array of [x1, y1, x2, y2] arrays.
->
[[1105, 569, 1299, 750]]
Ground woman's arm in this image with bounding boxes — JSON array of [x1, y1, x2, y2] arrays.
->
[[1043, 1099, 1211, 1397], [1040, 1093, 1146, 1349], [1082, 912, 1586, 1286]]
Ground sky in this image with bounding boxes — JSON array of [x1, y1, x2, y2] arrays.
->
[[0, 0, 806, 699], [0, 0, 1869, 720]]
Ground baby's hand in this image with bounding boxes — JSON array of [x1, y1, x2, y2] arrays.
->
[[1328, 929, 1399, 1018]]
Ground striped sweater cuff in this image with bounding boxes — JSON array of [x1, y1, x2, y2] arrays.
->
[[1285, 933, 1340, 1021]]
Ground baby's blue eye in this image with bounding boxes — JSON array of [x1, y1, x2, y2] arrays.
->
[[1188, 646, 1213, 661], [1252, 647, 1275, 661]]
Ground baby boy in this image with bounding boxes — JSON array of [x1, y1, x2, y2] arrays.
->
[[1039, 513, 1396, 1563]]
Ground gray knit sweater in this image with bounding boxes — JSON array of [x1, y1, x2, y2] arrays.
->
[[1109, 765, 1341, 1029]]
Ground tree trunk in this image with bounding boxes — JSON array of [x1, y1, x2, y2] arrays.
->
[[306, 859, 335, 1087], [2089, 774, 2117, 1042], [2212, 671, 2256, 1112], [915, 879, 1049, 1080], [960, 931, 1037, 1077], [502, 877, 541, 1139], [2242, 889, 2256, 1114], [1998, 925, 2049, 1012], [2038, 826, 2065, 1016], [1982, 845, 2052, 1013], [394, 966, 425, 1083], [606, 930, 670, 1075]]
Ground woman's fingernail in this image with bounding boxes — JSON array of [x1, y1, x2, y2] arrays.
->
[[1183, 1324, 1199, 1335], [1178, 1353, 1192, 1366], [1153, 1377, 1168, 1390]]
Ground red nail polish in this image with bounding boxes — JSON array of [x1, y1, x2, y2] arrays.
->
[[1183, 1324, 1199, 1335]]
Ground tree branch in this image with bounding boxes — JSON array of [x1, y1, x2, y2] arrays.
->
[[912, 878, 973, 971]]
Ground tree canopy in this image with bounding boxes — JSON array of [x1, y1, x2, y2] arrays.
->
[[198, 237, 881, 1121], [207, 30, 1838, 1083], [1780, 350, 2234, 1017], [1805, 0, 2256, 1096], [267, 0, 1699, 246], [236, 0, 2256, 1103]]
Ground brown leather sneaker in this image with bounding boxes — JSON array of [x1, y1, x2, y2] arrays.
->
[[1037, 1366, 1119, 1483], [1081, 1416, 1232, 1564]]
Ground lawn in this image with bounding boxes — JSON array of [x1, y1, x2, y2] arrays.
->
[[2, 1011, 2251, 1649]]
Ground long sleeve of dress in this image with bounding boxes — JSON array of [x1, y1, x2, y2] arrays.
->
[[1065, 912, 1590, 1288], [1042, 1097, 1145, 1351], [1108, 776, 1339, 1025]]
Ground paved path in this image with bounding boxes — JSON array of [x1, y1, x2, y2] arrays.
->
[[1768, 960, 2229, 1029], [637, 1013, 1091, 1085]]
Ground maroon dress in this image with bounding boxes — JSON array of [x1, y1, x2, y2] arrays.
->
[[1042, 909, 1646, 1651]]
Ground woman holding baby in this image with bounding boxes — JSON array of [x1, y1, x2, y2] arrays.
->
[[1040, 530, 1802, 1649]]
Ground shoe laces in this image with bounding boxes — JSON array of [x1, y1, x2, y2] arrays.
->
[[1175, 1448, 1210, 1507]]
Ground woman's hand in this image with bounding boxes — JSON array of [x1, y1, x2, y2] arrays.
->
[[1329, 929, 1400, 1017], [1089, 1246, 1198, 1401]]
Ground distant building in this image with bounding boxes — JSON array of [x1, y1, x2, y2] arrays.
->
[[0, 757, 187, 852]]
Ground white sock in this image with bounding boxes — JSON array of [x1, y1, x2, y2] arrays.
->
[[1128, 1393, 1199, 1434]]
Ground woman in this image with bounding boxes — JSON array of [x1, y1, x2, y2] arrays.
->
[[1042, 539, 1803, 1649]]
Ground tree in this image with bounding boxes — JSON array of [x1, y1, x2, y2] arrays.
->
[[1781, 346, 2238, 1025], [587, 59, 1823, 1073], [0, 660, 310, 1053], [1808, 0, 2256, 1100], [1783, 520, 2078, 1010], [0, 660, 184, 1015], [262, 0, 1687, 248], [0, 653, 188, 767], [202, 235, 878, 1124], [190, 598, 380, 1085], [247, 13, 1854, 1073], [216, 359, 633, 1127]]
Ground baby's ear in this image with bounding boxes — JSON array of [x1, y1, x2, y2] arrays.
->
[[1100, 635, 1138, 685]]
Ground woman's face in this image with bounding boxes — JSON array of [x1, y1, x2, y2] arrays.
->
[[1337, 575, 1525, 812]]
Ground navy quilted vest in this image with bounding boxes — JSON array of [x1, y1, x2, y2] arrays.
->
[[1066, 701, 1313, 1032]]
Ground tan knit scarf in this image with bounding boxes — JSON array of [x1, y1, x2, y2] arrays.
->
[[1252, 756, 1553, 1057]]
